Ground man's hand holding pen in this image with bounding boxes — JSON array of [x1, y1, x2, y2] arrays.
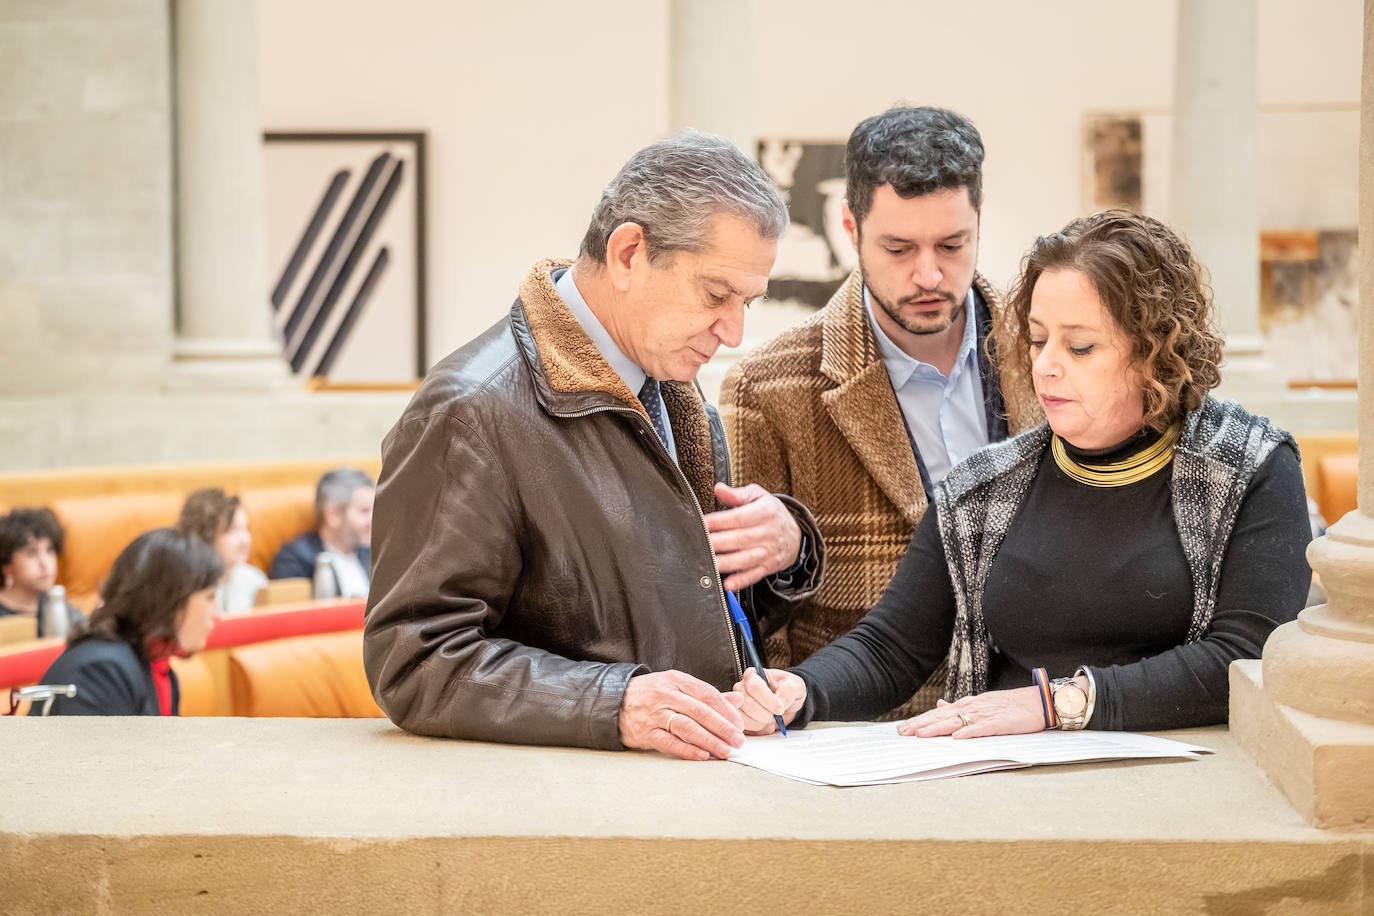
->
[[731, 668, 807, 735]]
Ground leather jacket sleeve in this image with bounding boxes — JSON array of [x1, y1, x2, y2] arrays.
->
[[742, 494, 823, 643], [364, 410, 645, 750]]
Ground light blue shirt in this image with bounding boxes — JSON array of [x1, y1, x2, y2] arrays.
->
[[555, 267, 677, 462], [865, 287, 989, 485]]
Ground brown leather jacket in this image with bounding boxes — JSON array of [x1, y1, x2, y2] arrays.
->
[[364, 261, 824, 750]]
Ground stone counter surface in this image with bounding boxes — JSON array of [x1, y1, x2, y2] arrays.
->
[[1, 717, 1371, 914]]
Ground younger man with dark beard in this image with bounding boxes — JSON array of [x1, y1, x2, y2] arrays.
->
[[721, 107, 1040, 718]]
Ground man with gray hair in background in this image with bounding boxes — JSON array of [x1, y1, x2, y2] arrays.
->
[[270, 467, 375, 597], [365, 131, 823, 759]]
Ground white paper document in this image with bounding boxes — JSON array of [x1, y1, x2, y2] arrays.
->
[[727, 723, 1211, 786]]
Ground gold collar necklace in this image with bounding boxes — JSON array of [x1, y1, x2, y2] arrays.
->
[[1051, 423, 1181, 488]]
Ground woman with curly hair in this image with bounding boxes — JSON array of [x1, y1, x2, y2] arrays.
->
[[0, 507, 83, 638], [35, 527, 222, 716], [732, 210, 1312, 736], [176, 488, 267, 614]]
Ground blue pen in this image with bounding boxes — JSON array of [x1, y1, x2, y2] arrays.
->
[[724, 590, 788, 736]]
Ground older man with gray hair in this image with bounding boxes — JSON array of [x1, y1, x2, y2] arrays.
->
[[270, 467, 375, 597], [365, 131, 823, 759]]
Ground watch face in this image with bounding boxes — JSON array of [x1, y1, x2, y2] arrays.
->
[[1054, 685, 1088, 718]]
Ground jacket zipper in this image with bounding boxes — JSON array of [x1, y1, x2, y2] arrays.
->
[[554, 403, 744, 680]]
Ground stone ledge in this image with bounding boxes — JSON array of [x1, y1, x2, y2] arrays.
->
[[2, 717, 1373, 913], [0, 390, 410, 472], [1231, 659, 1374, 830], [4, 834, 1371, 915]]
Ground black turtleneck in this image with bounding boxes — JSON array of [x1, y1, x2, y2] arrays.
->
[[793, 426, 1311, 731]]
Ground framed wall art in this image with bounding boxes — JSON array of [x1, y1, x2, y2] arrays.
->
[[262, 130, 428, 383]]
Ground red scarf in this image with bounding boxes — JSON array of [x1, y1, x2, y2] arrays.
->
[[145, 637, 179, 717], [149, 658, 173, 716]]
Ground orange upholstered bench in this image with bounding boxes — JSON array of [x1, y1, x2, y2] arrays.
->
[[1, 600, 376, 718], [46, 487, 316, 610], [229, 631, 383, 717], [0, 458, 380, 611], [1294, 433, 1358, 527], [1314, 453, 1357, 527]]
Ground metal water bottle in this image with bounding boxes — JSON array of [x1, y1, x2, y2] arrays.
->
[[312, 553, 338, 600], [41, 585, 70, 640]]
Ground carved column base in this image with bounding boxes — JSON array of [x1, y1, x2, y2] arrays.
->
[[1230, 511, 1374, 830], [1231, 660, 1374, 830]]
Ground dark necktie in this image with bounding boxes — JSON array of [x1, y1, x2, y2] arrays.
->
[[638, 376, 670, 448]]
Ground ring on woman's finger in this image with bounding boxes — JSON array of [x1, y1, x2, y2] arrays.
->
[[666, 712, 680, 734], [956, 711, 973, 728]]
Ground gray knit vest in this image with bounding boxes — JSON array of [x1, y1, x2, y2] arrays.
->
[[933, 396, 1296, 700]]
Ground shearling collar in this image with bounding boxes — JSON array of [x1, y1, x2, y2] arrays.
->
[[513, 258, 723, 512], [517, 258, 643, 413]]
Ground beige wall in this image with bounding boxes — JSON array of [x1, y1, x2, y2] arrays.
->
[[756, 0, 1361, 291], [0, 0, 174, 397], [0, 0, 410, 471], [255, 0, 672, 372], [0, 2, 1361, 470], [257, 0, 1364, 369]]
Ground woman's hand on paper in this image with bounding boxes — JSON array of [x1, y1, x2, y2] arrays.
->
[[898, 686, 1047, 739], [730, 667, 807, 735]]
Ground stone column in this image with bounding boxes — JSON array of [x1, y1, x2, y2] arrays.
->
[[1169, 0, 1282, 402], [670, 0, 758, 402], [1229, 0, 1374, 830], [171, 0, 284, 385], [669, 0, 754, 156]]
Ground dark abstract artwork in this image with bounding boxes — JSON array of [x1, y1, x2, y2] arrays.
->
[[262, 131, 427, 382], [757, 139, 852, 310], [1083, 115, 1143, 211], [1261, 229, 1359, 384]]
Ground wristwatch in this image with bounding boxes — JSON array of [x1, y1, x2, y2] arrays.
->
[[1050, 677, 1089, 730]]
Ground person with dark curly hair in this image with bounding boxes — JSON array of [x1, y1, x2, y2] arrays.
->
[[732, 209, 1312, 736], [33, 527, 223, 716], [177, 488, 267, 614], [0, 507, 83, 638]]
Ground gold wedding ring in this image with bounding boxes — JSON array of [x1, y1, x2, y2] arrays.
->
[[666, 712, 680, 734], [956, 711, 973, 729]]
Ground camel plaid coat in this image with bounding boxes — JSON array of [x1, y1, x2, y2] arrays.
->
[[721, 269, 1041, 719]]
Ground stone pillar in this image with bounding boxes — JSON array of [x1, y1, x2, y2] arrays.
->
[[670, 0, 758, 402], [1169, 0, 1282, 402], [171, 0, 284, 385], [1229, 0, 1374, 830], [669, 0, 754, 156], [0, 2, 175, 397]]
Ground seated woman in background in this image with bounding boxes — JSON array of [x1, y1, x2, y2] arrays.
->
[[177, 488, 267, 614], [0, 507, 83, 638], [733, 210, 1312, 737], [34, 528, 222, 716]]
